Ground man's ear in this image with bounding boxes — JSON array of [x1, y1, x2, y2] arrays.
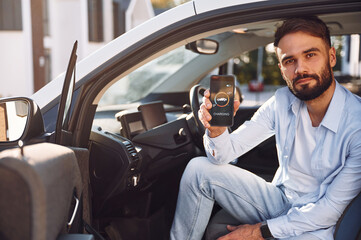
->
[[329, 47, 336, 68], [276, 49, 286, 81]]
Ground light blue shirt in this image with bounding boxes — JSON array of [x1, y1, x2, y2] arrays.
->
[[203, 81, 361, 239]]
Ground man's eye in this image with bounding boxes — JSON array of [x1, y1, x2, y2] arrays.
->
[[307, 53, 315, 58], [285, 59, 294, 65]]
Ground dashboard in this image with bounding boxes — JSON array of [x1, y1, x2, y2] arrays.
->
[[89, 101, 198, 216], [116, 101, 168, 140], [88, 99, 279, 220]]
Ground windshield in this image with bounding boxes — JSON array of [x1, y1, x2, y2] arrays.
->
[[99, 45, 198, 106]]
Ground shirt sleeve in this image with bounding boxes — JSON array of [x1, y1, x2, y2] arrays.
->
[[268, 130, 361, 238], [203, 96, 276, 165]]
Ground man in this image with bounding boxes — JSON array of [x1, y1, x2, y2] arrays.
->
[[170, 16, 361, 240]]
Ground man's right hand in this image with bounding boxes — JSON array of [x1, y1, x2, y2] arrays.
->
[[198, 89, 240, 138]]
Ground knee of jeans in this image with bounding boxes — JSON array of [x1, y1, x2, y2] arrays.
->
[[180, 156, 212, 188]]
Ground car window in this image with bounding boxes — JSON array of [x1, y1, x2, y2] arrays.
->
[[99, 46, 198, 106], [198, 43, 283, 107]]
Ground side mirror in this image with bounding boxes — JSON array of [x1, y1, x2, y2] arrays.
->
[[0, 97, 44, 145], [185, 39, 219, 55]]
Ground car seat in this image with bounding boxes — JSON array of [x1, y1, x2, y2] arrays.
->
[[205, 192, 361, 240]]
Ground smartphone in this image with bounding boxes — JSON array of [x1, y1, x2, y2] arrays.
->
[[210, 75, 235, 127]]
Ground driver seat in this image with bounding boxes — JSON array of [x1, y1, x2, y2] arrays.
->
[[205, 192, 361, 240]]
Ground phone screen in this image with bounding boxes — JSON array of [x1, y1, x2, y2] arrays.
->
[[210, 75, 235, 127]]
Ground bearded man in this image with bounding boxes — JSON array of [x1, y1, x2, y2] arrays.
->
[[170, 16, 361, 240]]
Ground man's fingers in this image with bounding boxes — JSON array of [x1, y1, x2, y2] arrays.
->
[[202, 97, 212, 109], [204, 89, 210, 97], [227, 225, 239, 232], [198, 104, 212, 128], [200, 104, 212, 120], [202, 89, 212, 110], [216, 225, 242, 240], [198, 111, 210, 128]]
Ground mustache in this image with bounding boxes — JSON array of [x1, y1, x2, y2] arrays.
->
[[293, 73, 319, 84]]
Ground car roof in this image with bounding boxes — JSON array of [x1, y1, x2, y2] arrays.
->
[[194, 0, 265, 14]]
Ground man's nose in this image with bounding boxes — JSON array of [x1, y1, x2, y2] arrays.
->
[[295, 59, 309, 74]]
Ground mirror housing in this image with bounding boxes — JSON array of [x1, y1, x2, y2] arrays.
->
[[0, 97, 44, 145], [185, 39, 219, 55]]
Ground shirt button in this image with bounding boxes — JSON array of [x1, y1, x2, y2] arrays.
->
[[284, 155, 288, 159]]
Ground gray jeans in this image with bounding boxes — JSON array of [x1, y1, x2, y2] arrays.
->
[[170, 157, 321, 240]]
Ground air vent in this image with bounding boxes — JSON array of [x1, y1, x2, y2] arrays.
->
[[123, 140, 140, 169]]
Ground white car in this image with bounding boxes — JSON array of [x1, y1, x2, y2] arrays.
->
[[0, 1, 360, 239]]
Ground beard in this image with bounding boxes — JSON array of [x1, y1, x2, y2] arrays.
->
[[287, 63, 333, 101]]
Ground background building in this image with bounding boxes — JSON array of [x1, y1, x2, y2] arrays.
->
[[0, 0, 154, 97]]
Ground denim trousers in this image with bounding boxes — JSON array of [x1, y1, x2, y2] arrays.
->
[[170, 157, 320, 240]]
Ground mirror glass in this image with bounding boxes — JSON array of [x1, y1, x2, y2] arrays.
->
[[195, 39, 218, 54], [0, 100, 29, 142]]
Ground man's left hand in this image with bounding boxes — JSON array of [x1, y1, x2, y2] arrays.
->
[[217, 223, 264, 240]]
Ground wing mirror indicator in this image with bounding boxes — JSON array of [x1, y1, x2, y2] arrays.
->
[[185, 39, 219, 55], [0, 97, 44, 144]]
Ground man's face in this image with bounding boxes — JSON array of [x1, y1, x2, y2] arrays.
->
[[276, 31, 336, 101]]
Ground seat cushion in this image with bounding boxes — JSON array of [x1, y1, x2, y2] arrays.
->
[[334, 192, 361, 240], [205, 209, 240, 240]]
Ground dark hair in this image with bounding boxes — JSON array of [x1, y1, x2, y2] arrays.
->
[[274, 16, 331, 48]]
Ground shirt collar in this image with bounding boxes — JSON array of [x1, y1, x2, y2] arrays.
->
[[320, 81, 345, 133], [288, 80, 345, 133], [289, 92, 301, 115]]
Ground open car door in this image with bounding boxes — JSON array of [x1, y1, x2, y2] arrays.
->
[[55, 41, 77, 145]]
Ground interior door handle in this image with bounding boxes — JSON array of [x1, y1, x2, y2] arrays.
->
[[67, 194, 80, 230]]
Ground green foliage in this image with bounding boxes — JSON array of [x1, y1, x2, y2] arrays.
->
[[263, 49, 284, 86], [234, 47, 284, 86]]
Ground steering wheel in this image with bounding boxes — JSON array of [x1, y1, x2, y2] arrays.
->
[[188, 84, 206, 149]]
